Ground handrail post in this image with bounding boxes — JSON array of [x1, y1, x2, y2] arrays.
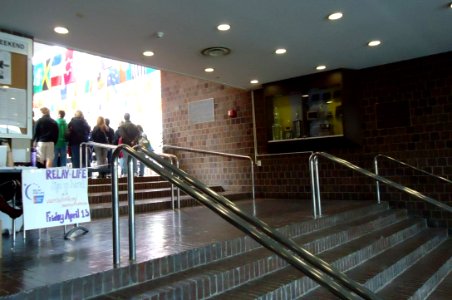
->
[[127, 154, 136, 261], [314, 155, 322, 217], [250, 159, 256, 215], [309, 154, 318, 218], [374, 155, 381, 204], [111, 150, 121, 266]]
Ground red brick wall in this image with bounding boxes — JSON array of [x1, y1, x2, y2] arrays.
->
[[161, 51, 452, 228], [161, 72, 254, 193]]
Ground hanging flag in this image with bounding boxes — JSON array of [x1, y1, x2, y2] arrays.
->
[[42, 59, 51, 91], [107, 66, 120, 86], [33, 62, 44, 93], [50, 54, 63, 87], [64, 49, 75, 85]]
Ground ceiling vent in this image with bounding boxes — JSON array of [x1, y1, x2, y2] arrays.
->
[[201, 47, 231, 57]]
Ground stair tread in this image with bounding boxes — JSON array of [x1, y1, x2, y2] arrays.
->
[[426, 267, 452, 300], [302, 228, 447, 299], [211, 217, 425, 299], [96, 206, 400, 299], [377, 238, 452, 299]]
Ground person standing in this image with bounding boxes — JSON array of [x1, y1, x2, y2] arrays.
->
[[53, 110, 69, 167], [136, 124, 153, 176], [105, 118, 115, 166], [67, 110, 91, 168], [90, 116, 109, 178], [118, 113, 140, 176], [32, 107, 59, 168]]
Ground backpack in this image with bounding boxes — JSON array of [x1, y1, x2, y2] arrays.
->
[[138, 135, 153, 152], [120, 122, 140, 146]]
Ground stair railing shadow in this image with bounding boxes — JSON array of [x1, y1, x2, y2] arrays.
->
[[110, 144, 381, 300]]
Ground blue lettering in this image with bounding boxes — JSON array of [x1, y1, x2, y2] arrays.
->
[[46, 211, 65, 224]]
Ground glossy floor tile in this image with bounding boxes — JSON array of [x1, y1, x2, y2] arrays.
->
[[0, 198, 371, 297]]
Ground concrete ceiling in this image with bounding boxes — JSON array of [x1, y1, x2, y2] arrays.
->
[[1, 0, 451, 90]]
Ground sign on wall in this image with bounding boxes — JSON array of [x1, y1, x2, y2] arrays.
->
[[21, 168, 91, 230], [188, 98, 215, 124], [0, 31, 33, 139]]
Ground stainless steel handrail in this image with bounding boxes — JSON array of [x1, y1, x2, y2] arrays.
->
[[374, 154, 452, 204], [80, 141, 117, 170], [82, 141, 181, 210], [309, 152, 452, 219], [133, 146, 181, 209], [113, 145, 379, 299], [163, 144, 256, 213]]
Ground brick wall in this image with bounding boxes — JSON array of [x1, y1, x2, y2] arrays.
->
[[161, 51, 452, 228], [161, 72, 254, 193]]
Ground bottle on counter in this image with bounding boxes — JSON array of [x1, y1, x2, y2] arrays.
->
[[272, 107, 282, 140], [293, 112, 302, 138]]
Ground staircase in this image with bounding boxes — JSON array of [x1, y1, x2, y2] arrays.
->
[[83, 201, 451, 299], [87, 176, 230, 219]]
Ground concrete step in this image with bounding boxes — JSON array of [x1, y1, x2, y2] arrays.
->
[[301, 228, 448, 299], [213, 215, 427, 299], [426, 264, 452, 300], [377, 238, 452, 299], [95, 204, 409, 299], [87, 176, 229, 219]]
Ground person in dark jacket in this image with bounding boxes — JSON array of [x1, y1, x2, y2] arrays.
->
[[118, 113, 140, 176], [32, 107, 59, 168], [90, 116, 109, 177], [67, 110, 91, 168], [105, 118, 115, 165]]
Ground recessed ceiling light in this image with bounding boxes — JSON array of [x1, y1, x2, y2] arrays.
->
[[54, 26, 69, 34], [275, 48, 287, 55], [328, 12, 343, 20], [217, 24, 231, 31], [204, 67, 214, 73], [368, 40, 381, 47], [142, 51, 154, 57], [316, 65, 326, 70], [250, 79, 259, 84]]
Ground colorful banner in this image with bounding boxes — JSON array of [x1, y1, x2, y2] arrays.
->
[[21, 168, 90, 230]]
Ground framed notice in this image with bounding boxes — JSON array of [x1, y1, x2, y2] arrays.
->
[[0, 31, 33, 139], [21, 168, 91, 230], [188, 98, 215, 124]]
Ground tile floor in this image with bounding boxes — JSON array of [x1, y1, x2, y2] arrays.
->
[[0, 198, 371, 297]]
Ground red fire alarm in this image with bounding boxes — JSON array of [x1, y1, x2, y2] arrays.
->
[[228, 109, 237, 118]]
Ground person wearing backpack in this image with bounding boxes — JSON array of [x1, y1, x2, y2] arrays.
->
[[118, 113, 140, 176], [136, 125, 154, 176]]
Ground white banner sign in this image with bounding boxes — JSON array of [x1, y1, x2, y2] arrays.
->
[[21, 168, 91, 230]]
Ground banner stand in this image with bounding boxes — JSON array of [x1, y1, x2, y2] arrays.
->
[[64, 223, 89, 239], [21, 167, 91, 239]]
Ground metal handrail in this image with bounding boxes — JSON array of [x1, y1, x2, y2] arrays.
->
[[133, 146, 181, 209], [374, 154, 452, 204], [80, 141, 116, 170], [113, 145, 379, 299], [163, 144, 256, 213], [309, 152, 452, 219], [82, 141, 181, 209]]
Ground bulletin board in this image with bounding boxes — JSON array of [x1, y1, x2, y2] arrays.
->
[[0, 31, 33, 139]]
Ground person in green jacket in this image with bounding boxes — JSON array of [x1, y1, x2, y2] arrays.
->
[[53, 110, 69, 167]]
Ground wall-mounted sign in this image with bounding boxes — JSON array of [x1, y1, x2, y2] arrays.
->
[[0, 31, 33, 139], [188, 98, 215, 124]]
